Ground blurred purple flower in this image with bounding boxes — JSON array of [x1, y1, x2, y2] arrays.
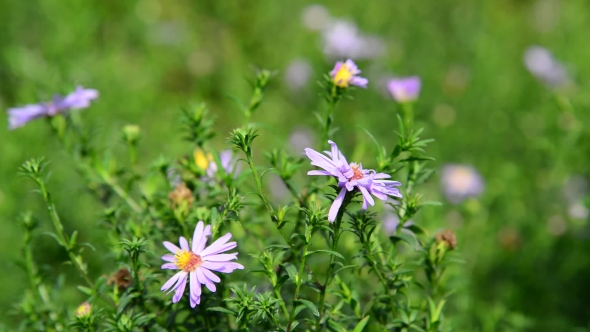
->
[[322, 20, 384, 60], [330, 59, 368, 88], [388, 77, 421, 103], [207, 150, 242, 179], [161, 221, 244, 307], [441, 164, 484, 204], [8, 86, 98, 130], [285, 59, 313, 90], [305, 140, 402, 221], [289, 126, 315, 154], [523, 46, 569, 89], [382, 213, 415, 236]]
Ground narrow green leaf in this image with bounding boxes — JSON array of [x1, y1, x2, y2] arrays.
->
[[207, 307, 236, 315], [352, 316, 371, 332], [305, 249, 344, 260], [296, 299, 319, 316]]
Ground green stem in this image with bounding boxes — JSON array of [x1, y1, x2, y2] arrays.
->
[[101, 174, 142, 214], [315, 194, 350, 329], [286, 239, 310, 331], [321, 85, 339, 147], [401, 102, 414, 129], [361, 233, 395, 310]]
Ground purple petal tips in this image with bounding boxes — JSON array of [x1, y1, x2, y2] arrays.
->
[[305, 141, 402, 222], [161, 221, 243, 307], [388, 76, 421, 103]]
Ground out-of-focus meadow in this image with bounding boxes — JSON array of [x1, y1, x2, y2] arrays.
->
[[1, 0, 590, 330]]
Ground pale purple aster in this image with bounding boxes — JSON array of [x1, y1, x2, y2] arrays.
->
[[330, 59, 368, 88], [441, 164, 484, 204], [284, 59, 313, 90], [305, 140, 402, 221], [161, 221, 244, 307], [206, 150, 242, 179], [7, 86, 98, 130], [321, 20, 384, 60], [523, 46, 570, 89], [388, 76, 421, 103]]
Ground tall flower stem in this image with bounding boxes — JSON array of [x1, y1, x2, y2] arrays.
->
[[286, 228, 311, 331], [321, 85, 339, 148], [315, 193, 351, 329], [32, 176, 116, 308], [401, 102, 414, 129]]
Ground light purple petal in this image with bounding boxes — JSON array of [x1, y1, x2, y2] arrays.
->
[[204, 253, 238, 262], [195, 225, 211, 254], [162, 254, 175, 262], [163, 241, 180, 254], [200, 267, 221, 283], [161, 271, 186, 292], [191, 221, 205, 252], [196, 268, 216, 292], [307, 170, 333, 176], [172, 273, 187, 303], [200, 233, 233, 257], [59, 87, 99, 110], [161, 263, 178, 270], [7, 104, 49, 129], [358, 186, 375, 209], [202, 261, 244, 273], [350, 76, 368, 88], [328, 188, 347, 222], [189, 272, 201, 308], [179, 237, 189, 251]]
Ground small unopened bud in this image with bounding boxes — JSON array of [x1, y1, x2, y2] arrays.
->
[[75, 302, 92, 318], [169, 183, 194, 208], [122, 125, 141, 144], [108, 268, 133, 290], [435, 230, 457, 250]]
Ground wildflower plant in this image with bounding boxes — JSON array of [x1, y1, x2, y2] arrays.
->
[[10, 61, 458, 331]]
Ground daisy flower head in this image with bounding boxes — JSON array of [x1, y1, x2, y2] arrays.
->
[[161, 221, 244, 307], [387, 76, 421, 103], [330, 59, 368, 88], [8, 86, 98, 130], [305, 140, 402, 221]]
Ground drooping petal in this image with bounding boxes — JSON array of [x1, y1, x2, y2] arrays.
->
[[163, 241, 180, 254], [172, 273, 188, 303], [161, 263, 178, 270], [162, 254, 176, 262], [189, 272, 200, 308], [161, 271, 186, 292], [358, 186, 375, 209], [200, 267, 221, 283], [328, 188, 347, 222], [196, 268, 216, 292], [7, 104, 49, 129]]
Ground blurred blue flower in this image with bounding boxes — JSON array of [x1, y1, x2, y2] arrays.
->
[[441, 164, 484, 204], [305, 140, 402, 221], [330, 59, 368, 88], [388, 76, 421, 103], [161, 221, 244, 307], [7, 86, 98, 129]]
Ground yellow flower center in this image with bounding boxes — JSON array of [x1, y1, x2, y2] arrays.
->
[[75, 302, 92, 317], [350, 163, 364, 180], [175, 250, 203, 272], [333, 64, 353, 88], [194, 150, 213, 171]]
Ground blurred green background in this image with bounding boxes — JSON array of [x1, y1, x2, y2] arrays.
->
[[1, 0, 590, 330]]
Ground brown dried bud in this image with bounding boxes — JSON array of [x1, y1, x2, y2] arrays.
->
[[435, 230, 457, 250], [168, 183, 194, 208], [108, 268, 133, 290]]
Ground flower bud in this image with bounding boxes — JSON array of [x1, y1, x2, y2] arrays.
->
[[435, 230, 457, 250]]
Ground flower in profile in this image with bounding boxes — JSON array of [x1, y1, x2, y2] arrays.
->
[[206, 150, 242, 179], [75, 302, 92, 318], [388, 76, 421, 103], [440, 164, 484, 204], [330, 59, 368, 88], [8, 86, 98, 129], [161, 221, 244, 307], [305, 140, 402, 221]]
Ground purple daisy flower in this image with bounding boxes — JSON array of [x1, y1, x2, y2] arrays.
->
[[7, 86, 98, 130], [387, 77, 421, 103], [161, 221, 244, 307], [440, 164, 484, 204], [305, 140, 402, 221], [330, 59, 368, 88]]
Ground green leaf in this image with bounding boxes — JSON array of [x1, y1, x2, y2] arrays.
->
[[352, 316, 371, 332], [295, 299, 319, 316], [207, 307, 236, 315], [283, 263, 299, 284], [305, 249, 344, 260], [77, 286, 93, 296], [390, 233, 417, 249]]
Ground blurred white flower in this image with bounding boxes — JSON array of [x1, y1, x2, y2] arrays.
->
[[288, 126, 315, 154], [441, 164, 484, 204], [301, 4, 332, 31], [562, 175, 588, 203], [321, 20, 384, 60], [523, 46, 569, 89], [568, 202, 589, 220], [284, 59, 313, 90]]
